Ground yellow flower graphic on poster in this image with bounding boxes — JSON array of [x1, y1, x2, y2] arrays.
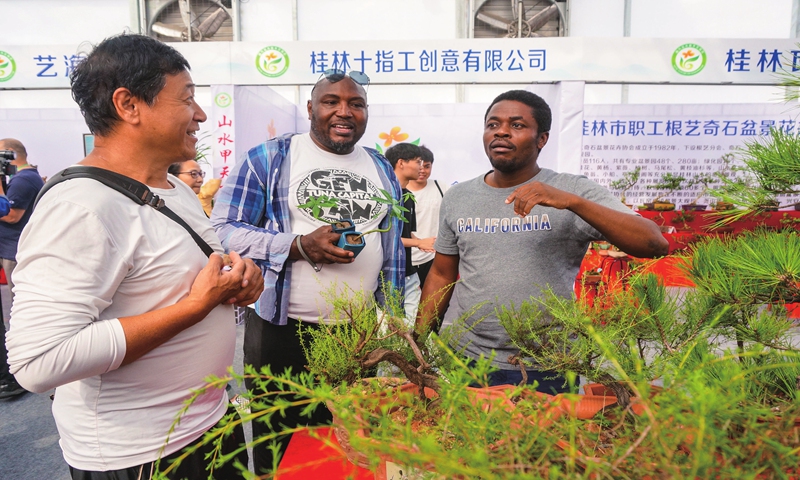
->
[[375, 127, 419, 154]]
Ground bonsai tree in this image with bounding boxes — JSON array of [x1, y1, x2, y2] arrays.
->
[[298, 283, 444, 395], [609, 166, 641, 205], [158, 261, 800, 478], [684, 153, 735, 207], [710, 127, 800, 225], [646, 172, 687, 206]]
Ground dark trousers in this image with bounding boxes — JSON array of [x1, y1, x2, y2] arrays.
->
[[243, 310, 332, 475], [485, 368, 570, 395], [69, 417, 247, 479], [0, 317, 11, 383], [467, 357, 570, 395], [415, 259, 434, 288]]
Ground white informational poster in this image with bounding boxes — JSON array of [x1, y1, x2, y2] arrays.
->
[[581, 103, 800, 207]]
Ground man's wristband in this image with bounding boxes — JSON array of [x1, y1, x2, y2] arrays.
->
[[296, 234, 321, 272]]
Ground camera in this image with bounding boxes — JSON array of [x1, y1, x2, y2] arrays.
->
[[0, 150, 17, 176]]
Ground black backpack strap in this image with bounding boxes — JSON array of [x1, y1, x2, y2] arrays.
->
[[33, 166, 215, 258], [434, 180, 444, 197]]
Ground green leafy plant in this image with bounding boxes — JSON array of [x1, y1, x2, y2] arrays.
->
[[352, 189, 414, 240], [296, 194, 341, 224], [194, 132, 212, 165]]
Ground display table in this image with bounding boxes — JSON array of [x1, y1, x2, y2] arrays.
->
[[275, 427, 372, 479], [575, 210, 800, 317], [638, 209, 800, 237]]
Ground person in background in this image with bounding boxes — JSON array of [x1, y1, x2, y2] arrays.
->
[[168, 159, 204, 194], [6, 34, 262, 478], [0, 187, 23, 399], [416, 90, 668, 392], [0, 138, 45, 303], [384, 142, 435, 323], [168, 159, 220, 216], [406, 145, 448, 288]]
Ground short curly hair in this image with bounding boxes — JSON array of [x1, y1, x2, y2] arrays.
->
[[484, 90, 552, 134], [70, 34, 190, 136]]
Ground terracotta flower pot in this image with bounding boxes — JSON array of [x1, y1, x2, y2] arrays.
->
[[582, 383, 662, 416], [583, 274, 602, 284], [332, 380, 525, 473], [554, 393, 618, 420]]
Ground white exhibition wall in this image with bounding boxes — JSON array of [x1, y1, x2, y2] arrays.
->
[[208, 82, 585, 186]]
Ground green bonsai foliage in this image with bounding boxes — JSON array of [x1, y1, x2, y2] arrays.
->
[[609, 166, 641, 204], [710, 128, 800, 225], [154, 229, 800, 478], [646, 172, 687, 204], [298, 282, 450, 395], [498, 275, 674, 407], [685, 153, 735, 205], [686, 229, 800, 306]]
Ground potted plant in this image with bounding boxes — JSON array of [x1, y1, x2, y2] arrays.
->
[[609, 166, 642, 207], [709, 127, 800, 225], [683, 153, 736, 211], [298, 189, 412, 258], [645, 173, 686, 211], [670, 210, 695, 231], [582, 267, 603, 284]]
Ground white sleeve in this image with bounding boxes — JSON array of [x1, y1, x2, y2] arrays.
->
[[5, 200, 128, 393]]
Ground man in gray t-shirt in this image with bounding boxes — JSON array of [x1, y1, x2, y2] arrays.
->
[[415, 90, 668, 392]]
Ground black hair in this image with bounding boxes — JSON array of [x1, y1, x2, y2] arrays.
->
[[384, 143, 422, 168], [70, 34, 190, 137], [484, 90, 552, 134], [419, 145, 434, 164], [167, 161, 186, 176]]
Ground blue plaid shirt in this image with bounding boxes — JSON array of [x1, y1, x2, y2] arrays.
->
[[211, 133, 405, 325]]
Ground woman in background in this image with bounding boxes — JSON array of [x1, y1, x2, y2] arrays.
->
[[168, 160, 220, 216]]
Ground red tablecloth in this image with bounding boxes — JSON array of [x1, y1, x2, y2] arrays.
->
[[575, 210, 800, 317], [275, 427, 372, 480]]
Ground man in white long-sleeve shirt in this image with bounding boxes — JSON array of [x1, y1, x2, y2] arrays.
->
[[5, 34, 263, 479]]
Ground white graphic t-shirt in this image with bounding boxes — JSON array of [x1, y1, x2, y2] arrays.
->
[[287, 133, 388, 322]]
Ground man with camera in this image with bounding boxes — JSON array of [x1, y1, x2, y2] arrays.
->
[[0, 139, 44, 302]]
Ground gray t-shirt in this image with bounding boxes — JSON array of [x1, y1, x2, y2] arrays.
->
[[436, 168, 636, 370]]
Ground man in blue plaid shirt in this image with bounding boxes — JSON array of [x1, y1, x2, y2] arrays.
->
[[211, 71, 404, 473]]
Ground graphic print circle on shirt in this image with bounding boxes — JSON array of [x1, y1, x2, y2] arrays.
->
[[296, 168, 387, 225]]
